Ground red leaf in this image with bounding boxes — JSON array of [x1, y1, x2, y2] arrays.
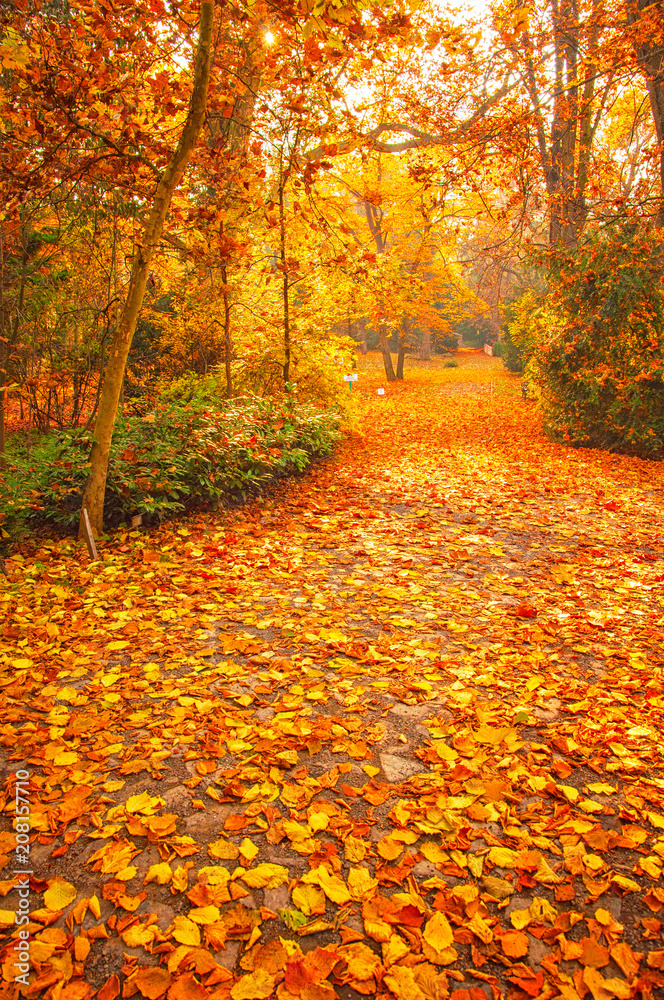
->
[[514, 603, 537, 618]]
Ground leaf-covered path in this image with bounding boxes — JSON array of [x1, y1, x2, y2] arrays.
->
[[2, 352, 664, 1000]]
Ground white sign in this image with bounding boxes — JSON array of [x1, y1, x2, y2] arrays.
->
[[343, 373, 359, 381], [377, 388, 385, 395]]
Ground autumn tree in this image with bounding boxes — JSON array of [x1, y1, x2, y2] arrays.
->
[[626, 0, 664, 225], [78, 2, 215, 537]]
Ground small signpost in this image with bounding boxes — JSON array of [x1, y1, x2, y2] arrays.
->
[[377, 388, 385, 396], [343, 373, 358, 393]]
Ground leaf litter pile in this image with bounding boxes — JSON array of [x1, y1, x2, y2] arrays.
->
[[2, 351, 664, 1000]]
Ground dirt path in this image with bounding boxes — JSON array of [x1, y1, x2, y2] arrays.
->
[[2, 352, 664, 1000]]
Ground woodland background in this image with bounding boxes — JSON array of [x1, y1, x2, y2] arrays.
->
[[0, 0, 663, 539]]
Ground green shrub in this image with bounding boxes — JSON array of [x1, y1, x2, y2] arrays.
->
[[1, 386, 341, 538], [491, 341, 502, 358], [435, 332, 459, 354], [500, 291, 551, 373], [536, 223, 664, 456], [444, 360, 458, 368], [453, 315, 493, 348], [232, 336, 357, 406], [500, 325, 523, 372]]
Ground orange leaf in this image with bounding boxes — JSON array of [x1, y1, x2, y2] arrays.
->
[[500, 930, 530, 958], [166, 972, 210, 1000], [133, 966, 172, 999], [98, 978, 120, 1000]]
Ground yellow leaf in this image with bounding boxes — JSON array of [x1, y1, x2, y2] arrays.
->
[[384, 965, 427, 999], [144, 863, 172, 886], [102, 780, 125, 793], [433, 740, 458, 762], [101, 672, 121, 686], [420, 842, 449, 864], [344, 836, 368, 863], [348, 866, 378, 901], [535, 855, 562, 884], [116, 866, 137, 882], [188, 905, 220, 924], [487, 846, 519, 868], [239, 838, 259, 862], [587, 782, 616, 796], [308, 811, 329, 833], [423, 910, 454, 954], [126, 791, 164, 815], [121, 923, 158, 948], [208, 838, 240, 860], [510, 908, 531, 930], [338, 941, 381, 981], [640, 856, 662, 880], [583, 966, 631, 1000], [467, 913, 493, 944], [240, 863, 289, 889], [475, 723, 510, 745], [230, 968, 276, 999], [171, 915, 201, 947], [302, 865, 351, 905], [529, 896, 558, 923], [558, 784, 579, 803], [292, 884, 326, 916], [44, 878, 77, 912], [171, 867, 189, 893], [611, 874, 641, 893]]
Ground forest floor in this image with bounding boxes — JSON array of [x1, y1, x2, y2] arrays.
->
[[2, 350, 664, 1000]]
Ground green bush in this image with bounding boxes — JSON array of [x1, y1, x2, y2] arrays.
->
[[434, 332, 459, 354], [1, 383, 341, 538], [232, 336, 357, 406], [500, 325, 523, 372], [453, 315, 493, 348], [536, 223, 664, 456], [500, 291, 550, 373], [491, 341, 502, 358]]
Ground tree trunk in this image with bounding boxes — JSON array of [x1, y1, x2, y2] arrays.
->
[[378, 325, 396, 381], [221, 263, 233, 398], [396, 316, 410, 380], [396, 343, 406, 380], [0, 385, 5, 473], [279, 172, 291, 387], [0, 236, 6, 473], [520, 0, 604, 247], [419, 327, 432, 361], [628, 0, 664, 226], [78, 1, 215, 538]]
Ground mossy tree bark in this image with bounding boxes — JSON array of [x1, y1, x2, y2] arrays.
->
[[78, 1, 215, 538]]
